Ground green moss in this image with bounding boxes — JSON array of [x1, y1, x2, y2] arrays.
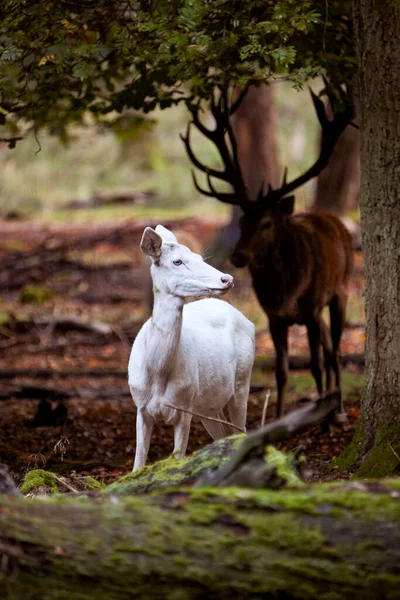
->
[[0, 310, 11, 325], [173, 556, 189, 568], [331, 421, 363, 471], [82, 476, 105, 491], [105, 434, 246, 496], [355, 423, 400, 478], [20, 469, 58, 494], [19, 284, 54, 304], [183, 480, 400, 523], [264, 446, 303, 487]]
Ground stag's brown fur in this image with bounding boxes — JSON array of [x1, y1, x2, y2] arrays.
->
[[233, 205, 353, 416]]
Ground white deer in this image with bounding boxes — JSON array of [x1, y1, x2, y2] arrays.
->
[[128, 225, 255, 471]]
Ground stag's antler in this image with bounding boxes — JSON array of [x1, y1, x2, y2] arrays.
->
[[258, 77, 355, 206], [180, 86, 252, 207], [182, 79, 355, 209]]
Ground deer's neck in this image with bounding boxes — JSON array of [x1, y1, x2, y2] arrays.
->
[[250, 224, 307, 312], [146, 291, 184, 379]]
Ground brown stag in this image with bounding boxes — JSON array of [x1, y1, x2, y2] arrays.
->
[[181, 82, 354, 418]]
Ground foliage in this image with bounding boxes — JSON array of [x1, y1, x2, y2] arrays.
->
[[0, 0, 354, 144]]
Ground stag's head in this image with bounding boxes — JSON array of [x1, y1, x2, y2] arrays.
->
[[181, 80, 354, 270], [231, 195, 295, 268]]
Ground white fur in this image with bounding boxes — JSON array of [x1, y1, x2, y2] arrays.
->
[[128, 225, 255, 471]]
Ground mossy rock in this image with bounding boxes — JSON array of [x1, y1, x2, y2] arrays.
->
[[19, 284, 54, 304], [20, 470, 105, 496], [20, 470, 59, 495]]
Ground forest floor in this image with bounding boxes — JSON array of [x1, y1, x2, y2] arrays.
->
[[0, 215, 365, 487]]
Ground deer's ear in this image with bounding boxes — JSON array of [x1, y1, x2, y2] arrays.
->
[[141, 227, 162, 259], [280, 195, 295, 215], [155, 225, 178, 244]]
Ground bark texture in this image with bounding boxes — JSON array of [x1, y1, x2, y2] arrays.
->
[[312, 97, 360, 214], [230, 84, 280, 199], [352, 0, 400, 473], [1, 482, 400, 599]]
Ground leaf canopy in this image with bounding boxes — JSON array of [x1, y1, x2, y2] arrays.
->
[[0, 0, 354, 144]]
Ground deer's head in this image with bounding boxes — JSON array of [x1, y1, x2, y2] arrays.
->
[[232, 195, 295, 268], [141, 225, 234, 298], [181, 80, 354, 270]]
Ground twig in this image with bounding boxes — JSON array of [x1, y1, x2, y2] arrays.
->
[[389, 443, 400, 462], [52, 474, 79, 494], [163, 403, 246, 434], [261, 390, 270, 427]]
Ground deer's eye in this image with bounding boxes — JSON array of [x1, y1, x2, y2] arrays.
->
[[173, 259, 183, 266]]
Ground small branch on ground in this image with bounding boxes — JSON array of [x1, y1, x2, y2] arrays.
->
[[163, 403, 246, 433], [261, 390, 271, 427], [52, 474, 79, 494]]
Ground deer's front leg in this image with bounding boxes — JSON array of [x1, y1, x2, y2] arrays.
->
[[173, 412, 192, 460], [269, 319, 289, 418], [133, 409, 154, 472]]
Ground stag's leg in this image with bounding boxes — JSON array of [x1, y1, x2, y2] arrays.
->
[[319, 317, 334, 392], [133, 409, 154, 472], [173, 412, 192, 459], [329, 292, 348, 413], [269, 319, 289, 418], [306, 318, 324, 397]]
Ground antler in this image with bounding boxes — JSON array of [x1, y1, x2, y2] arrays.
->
[[258, 77, 355, 206], [180, 86, 252, 207], [183, 80, 355, 211]]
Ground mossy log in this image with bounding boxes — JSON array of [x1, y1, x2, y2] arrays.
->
[[105, 434, 246, 496], [1, 481, 400, 599]]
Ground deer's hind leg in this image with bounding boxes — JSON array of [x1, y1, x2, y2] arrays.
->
[[306, 317, 324, 397], [269, 319, 289, 418], [173, 411, 192, 459]]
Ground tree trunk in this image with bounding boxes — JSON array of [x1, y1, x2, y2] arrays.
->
[[312, 96, 360, 215], [1, 482, 400, 599], [208, 84, 280, 267], [344, 1, 400, 476]]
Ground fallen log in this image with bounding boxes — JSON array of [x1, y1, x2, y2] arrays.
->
[[1, 481, 400, 599]]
